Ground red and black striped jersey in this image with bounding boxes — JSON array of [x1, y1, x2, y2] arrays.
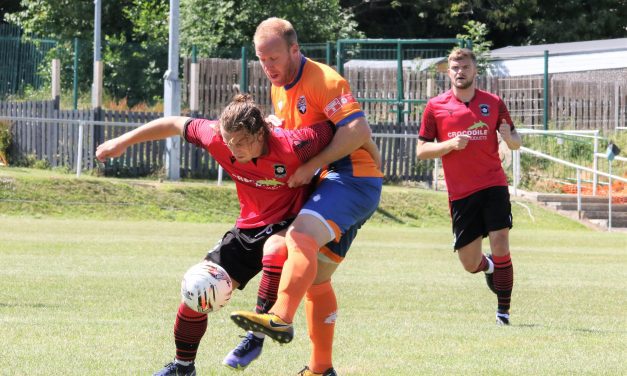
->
[[419, 89, 514, 201], [184, 118, 334, 228]]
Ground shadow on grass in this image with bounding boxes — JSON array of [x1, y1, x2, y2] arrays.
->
[[376, 207, 405, 224], [515, 323, 625, 334], [0, 302, 53, 308]]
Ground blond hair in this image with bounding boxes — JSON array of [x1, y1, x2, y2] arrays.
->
[[448, 48, 477, 65], [254, 17, 298, 47]]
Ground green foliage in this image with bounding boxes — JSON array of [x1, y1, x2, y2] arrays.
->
[[11, 154, 51, 169], [4, 0, 166, 107], [0, 121, 12, 163], [529, 0, 627, 44], [456, 20, 492, 74], [341, 0, 536, 47], [180, 0, 363, 57], [344, 0, 625, 48], [4, 0, 361, 106], [514, 131, 627, 193], [104, 1, 169, 107]]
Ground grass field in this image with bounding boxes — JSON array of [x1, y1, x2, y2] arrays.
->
[[1, 213, 625, 375]]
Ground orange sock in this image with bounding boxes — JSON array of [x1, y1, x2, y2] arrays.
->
[[271, 231, 318, 323], [306, 280, 337, 373]]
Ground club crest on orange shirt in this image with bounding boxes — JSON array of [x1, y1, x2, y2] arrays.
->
[[297, 95, 307, 114]]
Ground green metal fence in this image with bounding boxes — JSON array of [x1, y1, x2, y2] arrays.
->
[[336, 39, 468, 124], [0, 24, 57, 99]]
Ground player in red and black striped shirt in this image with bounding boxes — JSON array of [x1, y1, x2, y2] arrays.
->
[[417, 48, 522, 326], [96, 94, 335, 375]]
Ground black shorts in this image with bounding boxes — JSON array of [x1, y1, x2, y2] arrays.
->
[[204, 220, 293, 290], [450, 186, 513, 250]]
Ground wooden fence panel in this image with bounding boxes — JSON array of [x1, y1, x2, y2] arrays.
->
[[2, 62, 626, 181]]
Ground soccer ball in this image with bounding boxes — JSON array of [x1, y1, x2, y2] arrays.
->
[[181, 261, 232, 313]]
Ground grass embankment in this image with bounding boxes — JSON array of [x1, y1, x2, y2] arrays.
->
[[0, 166, 586, 231]]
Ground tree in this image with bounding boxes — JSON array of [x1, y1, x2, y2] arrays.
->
[[5, 0, 168, 107], [180, 0, 363, 57], [341, 0, 536, 48], [5, 0, 362, 106], [0, 0, 22, 24], [529, 0, 627, 44], [457, 20, 492, 74], [340, 0, 627, 47], [103, 1, 169, 106]]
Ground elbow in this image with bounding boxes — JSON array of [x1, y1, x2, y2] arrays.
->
[[348, 117, 372, 144], [508, 140, 522, 151], [358, 124, 372, 144]]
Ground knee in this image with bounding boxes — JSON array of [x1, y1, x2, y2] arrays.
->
[[461, 261, 478, 273], [490, 233, 510, 256], [263, 235, 287, 257], [286, 229, 319, 255]]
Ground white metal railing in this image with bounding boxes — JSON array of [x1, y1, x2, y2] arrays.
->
[[512, 147, 626, 231], [429, 128, 625, 231], [517, 129, 605, 194], [0, 115, 229, 185], [2, 117, 423, 186]]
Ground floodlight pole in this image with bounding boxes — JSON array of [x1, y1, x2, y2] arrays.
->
[[164, 0, 181, 180]]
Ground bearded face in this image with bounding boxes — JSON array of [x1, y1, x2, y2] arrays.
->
[[448, 58, 477, 90]]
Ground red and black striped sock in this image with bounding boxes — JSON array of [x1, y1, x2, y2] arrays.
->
[[256, 253, 287, 313], [174, 302, 207, 362], [472, 254, 490, 273], [492, 253, 514, 313]]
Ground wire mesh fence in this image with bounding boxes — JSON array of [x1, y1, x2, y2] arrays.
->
[[0, 24, 58, 99]]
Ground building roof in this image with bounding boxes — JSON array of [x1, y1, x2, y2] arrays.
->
[[487, 38, 627, 77], [340, 38, 627, 77], [490, 38, 627, 58]]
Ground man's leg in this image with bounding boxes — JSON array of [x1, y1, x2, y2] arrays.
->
[[223, 237, 287, 369], [223, 226, 290, 370], [488, 228, 513, 324], [270, 214, 333, 323], [257, 233, 289, 314], [306, 258, 339, 374], [230, 214, 333, 343], [456, 236, 485, 272], [173, 303, 208, 364]]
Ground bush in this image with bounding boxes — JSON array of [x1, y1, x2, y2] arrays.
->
[[0, 121, 12, 164], [13, 154, 51, 170]]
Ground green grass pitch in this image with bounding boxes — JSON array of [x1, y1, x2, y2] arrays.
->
[[1, 216, 625, 375]]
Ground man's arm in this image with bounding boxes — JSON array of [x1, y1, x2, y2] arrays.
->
[[96, 116, 190, 161], [498, 119, 522, 150], [361, 137, 382, 170], [287, 116, 372, 187], [416, 135, 470, 160]]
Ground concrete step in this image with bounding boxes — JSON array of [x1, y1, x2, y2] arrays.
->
[[582, 211, 627, 220], [556, 203, 627, 212], [589, 218, 627, 228], [528, 191, 627, 228], [537, 194, 614, 204]]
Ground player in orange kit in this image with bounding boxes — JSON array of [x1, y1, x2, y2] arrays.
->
[[227, 18, 383, 376]]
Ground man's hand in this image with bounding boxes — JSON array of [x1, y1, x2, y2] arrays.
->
[[498, 119, 512, 142], [287, 161, 318, 188], [447, 134, 471, 151], [266, 115, 284, 128], [96, 138, 128, 162], [498, 119, 522, 150]]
